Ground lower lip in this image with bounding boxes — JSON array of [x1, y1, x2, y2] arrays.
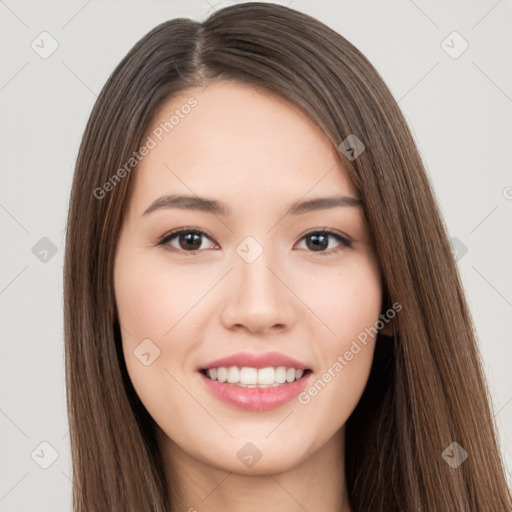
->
[[199, 371, 312, 411]]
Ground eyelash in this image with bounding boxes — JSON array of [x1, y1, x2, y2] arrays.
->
[[156, 227, 352, 256]]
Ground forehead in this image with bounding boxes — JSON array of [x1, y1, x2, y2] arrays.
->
[[130, 81, 358, 215]]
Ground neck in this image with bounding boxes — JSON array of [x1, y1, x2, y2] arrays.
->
[[158, 427, 352, 512]]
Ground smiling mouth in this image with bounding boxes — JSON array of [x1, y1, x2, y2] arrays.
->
[[200, 366, 312, 388]]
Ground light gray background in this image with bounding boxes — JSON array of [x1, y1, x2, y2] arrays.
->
[[1, 0, 511, 510]]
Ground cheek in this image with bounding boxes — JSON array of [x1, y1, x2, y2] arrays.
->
[[113, 246, 224, 380], [296, 255, 382, 420], [114, 250, 213, 343], [306, 253, 382, 348], [113, 251, 204, 429]]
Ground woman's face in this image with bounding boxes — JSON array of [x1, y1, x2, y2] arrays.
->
[[114, 81, 384, 475]]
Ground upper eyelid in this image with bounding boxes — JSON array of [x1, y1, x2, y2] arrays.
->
[[158, 227, 215, 244]]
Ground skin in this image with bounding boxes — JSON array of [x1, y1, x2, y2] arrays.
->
[[114, 81, 392, 512]]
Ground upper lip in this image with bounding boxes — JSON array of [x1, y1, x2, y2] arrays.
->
[[199, 351, 310, 371]]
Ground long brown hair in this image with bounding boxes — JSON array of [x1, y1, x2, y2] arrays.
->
[[63, 3, 512, 510]]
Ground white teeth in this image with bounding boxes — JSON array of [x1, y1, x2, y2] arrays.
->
[[204, 366, 307, 387], [257, 367, 275, 385], [227, 366, 239, 383], [217, 367, 228, 383], [275, 367, 287, 384], [240, 367, 258, 385]]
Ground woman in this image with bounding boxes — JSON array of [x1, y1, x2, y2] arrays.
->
[[63, 2, 512, 511]]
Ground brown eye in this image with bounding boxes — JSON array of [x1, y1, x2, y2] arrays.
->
[[157, 228, 351, 256], [295, 230, 352, 254], [158, 229, 216, 252]]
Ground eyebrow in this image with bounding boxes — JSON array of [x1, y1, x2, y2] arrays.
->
[[142, 194, 362, 217]]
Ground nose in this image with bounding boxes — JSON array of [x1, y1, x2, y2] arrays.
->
[[220, 248, 296, 335]]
